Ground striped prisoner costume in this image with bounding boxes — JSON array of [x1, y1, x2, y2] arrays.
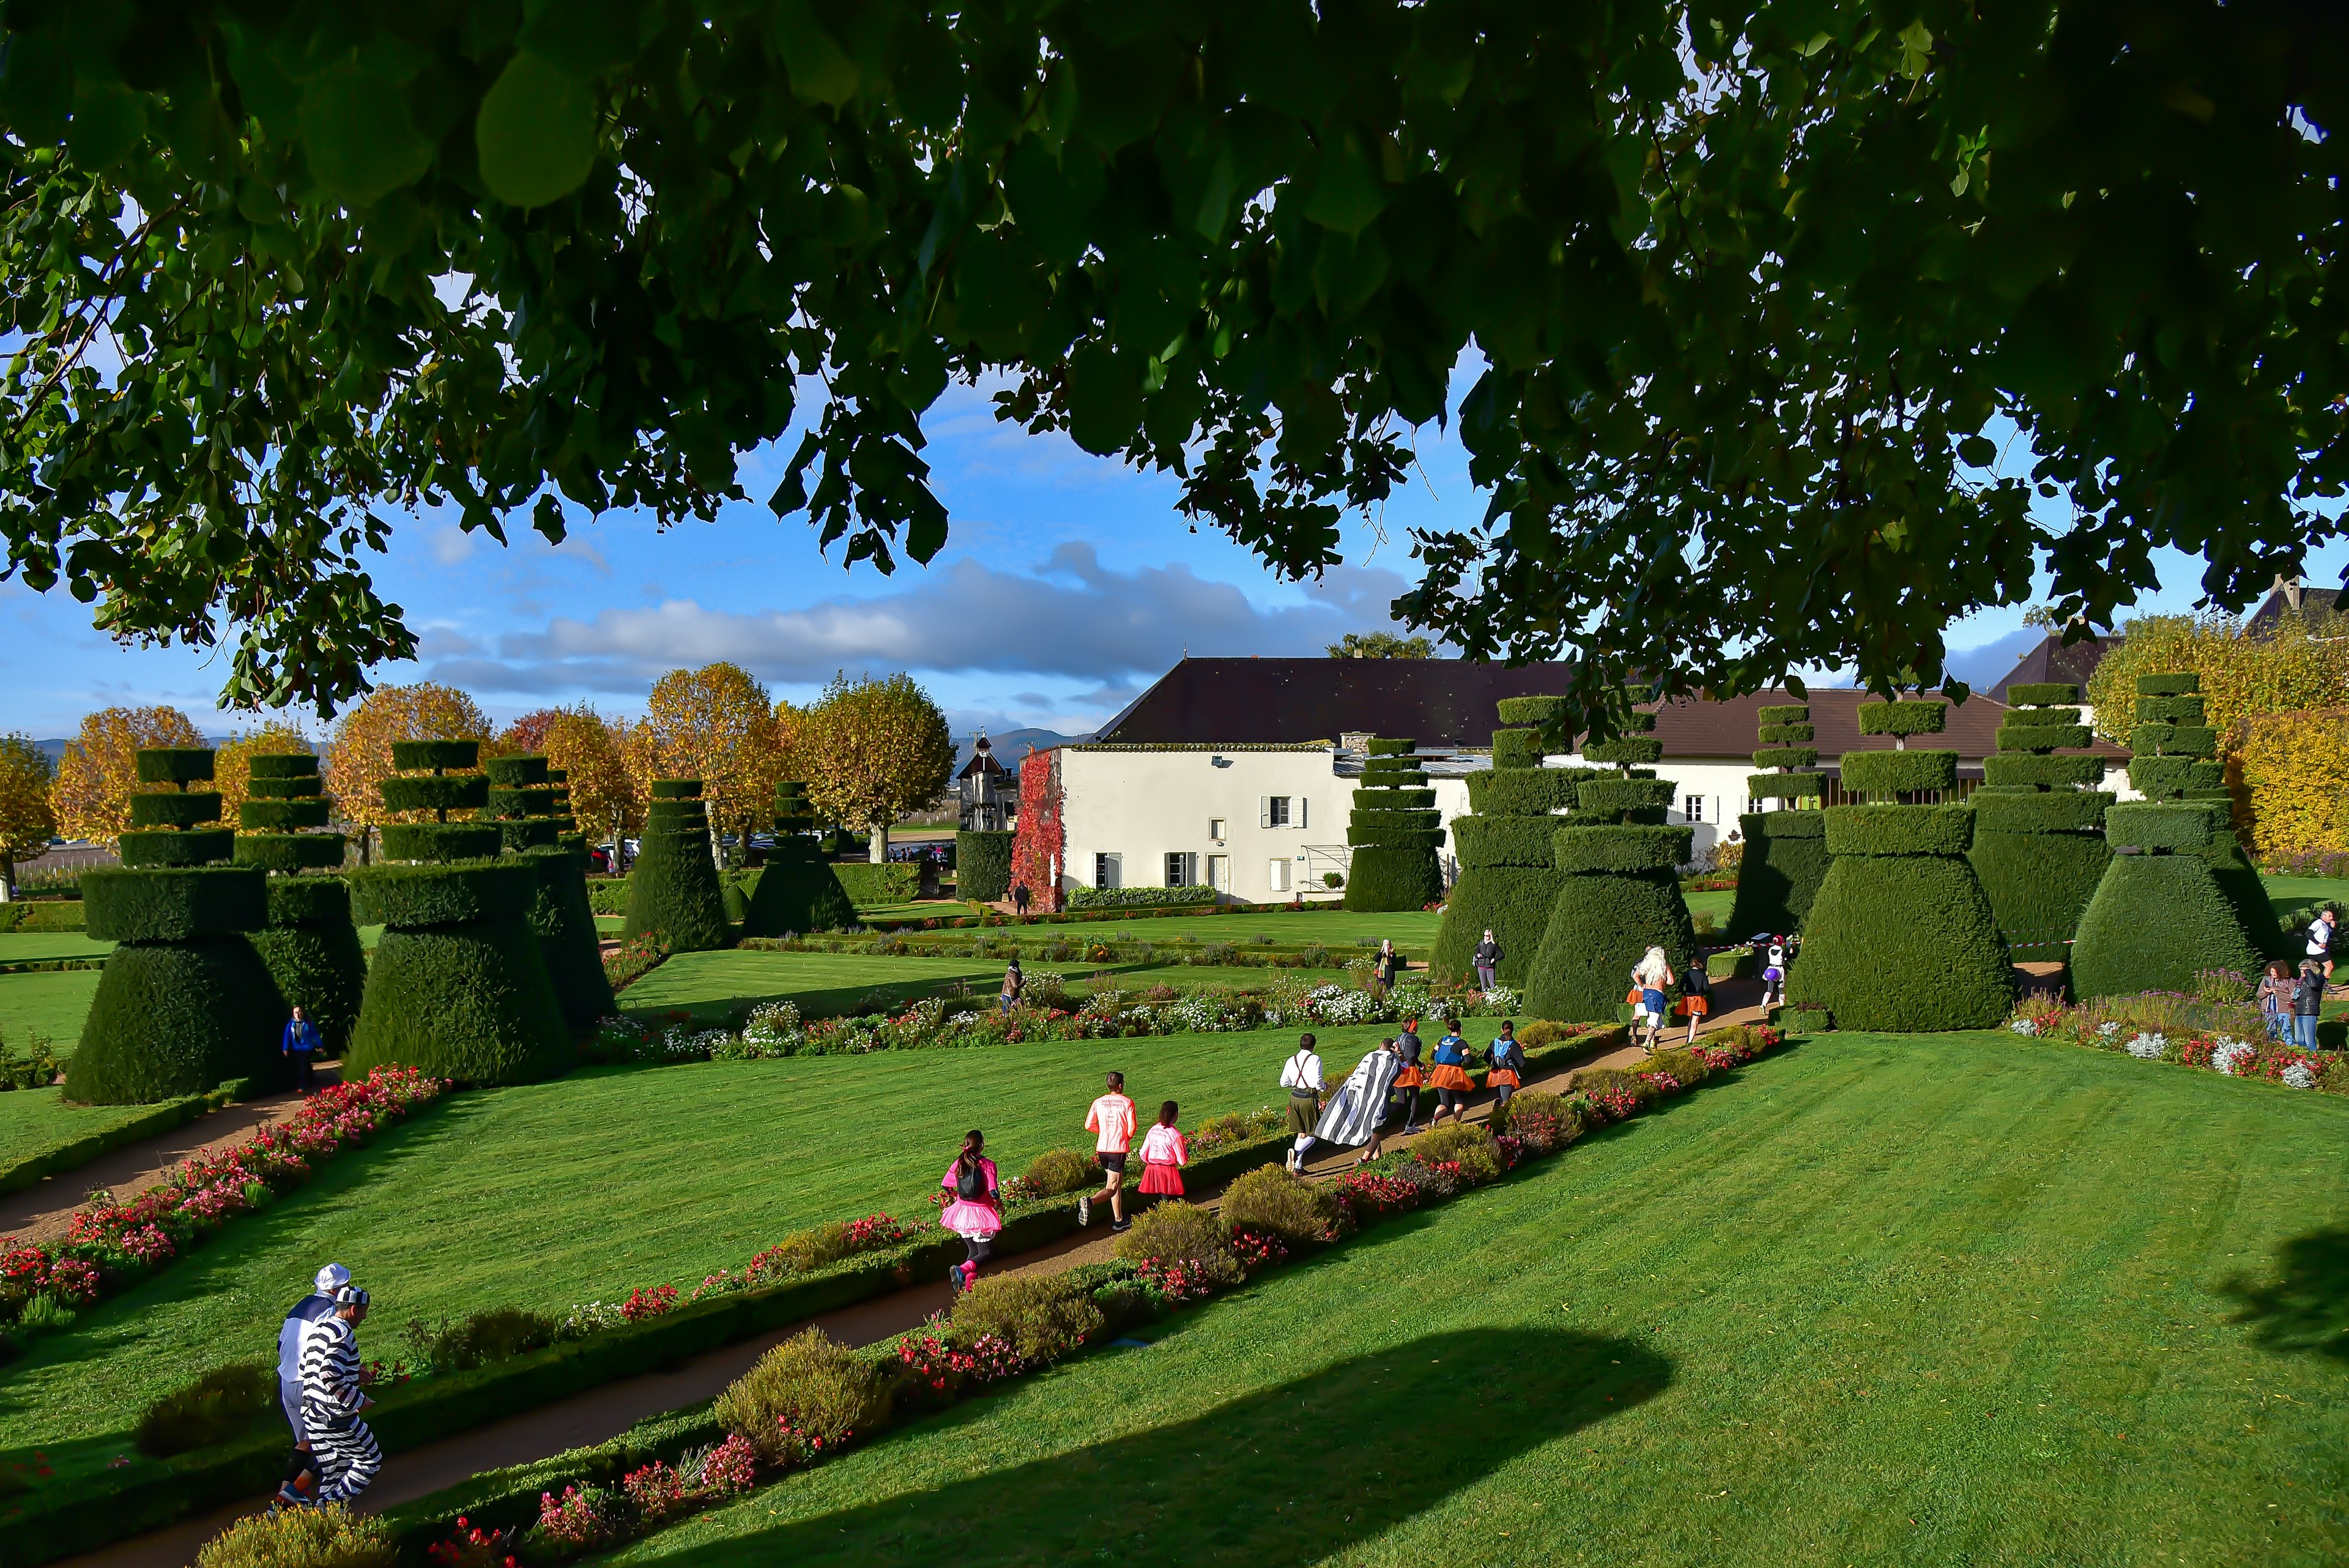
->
[[297, 1311, 380, 1504]]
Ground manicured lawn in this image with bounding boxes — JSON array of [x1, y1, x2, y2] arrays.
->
[[0, 1088, 159, 1173], [613, 1030, 2349, 1568], [617, 950, 1124, 1024], [0, 968, 100, 1055], [1686, 886, 1735, 927], [0, 1019, 1499, 1488], [2262, 874, 2348, 922], [1058, 908, 1442, 948], [0, 933, 111, 964]]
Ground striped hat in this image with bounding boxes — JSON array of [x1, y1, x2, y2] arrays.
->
[[333, 1285, 370, 1308]]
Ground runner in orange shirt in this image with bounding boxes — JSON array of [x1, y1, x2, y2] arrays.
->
[[1079, 1070, 1138, 1233]]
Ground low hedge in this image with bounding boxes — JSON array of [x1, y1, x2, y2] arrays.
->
[[380, 774, 491, 814], [2071, 852, 2262, 998], [128, 792, 222, 829], [83, 866, 267, 942], [1490, 729, 1545, 770], [64, 937, 289, 1103], [1983, 753, 2106, 789], [0, 1090, 213, 1195], [1549, 823, 1690, 875], [1725, 811, 1830, 937], [232, 833, 346, 872], [1822, 804, 1973, 857], [380, 823, 505, 862], [349, 860, 536, 927], [2006, 683, 2078, 707], [1450, 814, 1557, 869], [1970, 791, 2110, 834], [2103, 803, 2213, 853], [955, 831, 1015, 902], [117, 828, 238, 868], [1466, 768, 1590, 816], [1067, 883, 1217, 909], [1836, 749, 1958, 798], [832, 861, 920, 909], [1787, 842, 2011, 1031], [0, 900, 85, 933]]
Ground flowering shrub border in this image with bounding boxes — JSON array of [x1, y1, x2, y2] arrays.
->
[[2007, 992, 2349, 1094], [0, 1068, 446, 1336]]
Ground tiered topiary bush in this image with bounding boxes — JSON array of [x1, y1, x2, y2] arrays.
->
[[1726, 701, 1828, 938], [2069, 674, 2271, 995], [1524, 706, 1696, 1021], [67, 749, 286, 1104], [234, 753, 365, 1056], [344, 740, 572, 1085], [1342, 738, 1444, 912], [487, 754, 613, 1031], [1965, 682, 2112, 959], [1431, 696, 1590, 987], [623, 779, 733, 949], [955, 828, 1015, 903], [743, 781, 856, 936], [1786, 697, 2013, 1030]]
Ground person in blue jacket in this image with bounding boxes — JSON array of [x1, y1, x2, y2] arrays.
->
[[281, 1006, 322, 1093], [275, 1262, 349, 1509]]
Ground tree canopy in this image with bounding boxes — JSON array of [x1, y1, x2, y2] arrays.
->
[[0, 1, 2341, 729]]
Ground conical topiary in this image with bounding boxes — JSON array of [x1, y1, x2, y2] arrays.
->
[[622, 779, 732, 950], [234, 752, 366, 1056], [2069, 674, 2271, 995], [344, 740, 573, 1085], [1343, 739, 1444, 912], [743, 781, 856, 936], [1965, 682, 2112, 959], [1786, 697, 2013, 1030], [67, 749, 286, 1104], [1431, 697, 1592, 989], [487, 754, 614, 1030], [1727, 700, 1829, 938], [1523, 705, 1697, 1022]]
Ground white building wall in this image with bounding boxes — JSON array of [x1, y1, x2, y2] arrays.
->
[[1552, 753, 1759, 867]]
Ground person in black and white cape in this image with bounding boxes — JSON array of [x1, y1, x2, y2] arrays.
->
[[294, 1285, 381, 1507], [1278, 1033, 1324, 1172], [1308, 1038, 1406, 1168], [272, 1262, 349, 1509]]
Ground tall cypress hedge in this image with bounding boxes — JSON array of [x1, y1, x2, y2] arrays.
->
[[1727, 701, 1829, 937], [488, 754, 615, 1030], [2070, 674, 2271, 995], [622, 778, 732, 951], [1787, 699, 2013, 1030], [345, 740, 573, 1085], [1524, 707, 1697, 1021], [954, 828, 1015, 902], [1343, 738, 1445, 912], [67, 749, 288, 1104], [1431, 696, 1590, 987], [1965, 682, 2113, 958], [741, 781, 856, 936]]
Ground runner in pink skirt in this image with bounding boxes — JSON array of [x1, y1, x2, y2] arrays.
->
[[940, 1129, 1002, 1296]]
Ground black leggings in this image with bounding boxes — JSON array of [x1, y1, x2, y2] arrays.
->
[[1386, 1086, 1422, 1124], [962, 1234, 994, 1266], [1434, 1088, 1467, 1112]]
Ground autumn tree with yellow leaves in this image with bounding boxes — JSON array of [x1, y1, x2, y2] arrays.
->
[[623, 664, 784, 865], [324, 684, 492, 860], [801, 673, 955, 863], [503, 705, 641, 852], [0, 732, 58, 895], [53, 706, 204, 847]]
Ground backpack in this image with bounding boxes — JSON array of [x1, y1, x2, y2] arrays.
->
[[955, 1159, 989, 1200]]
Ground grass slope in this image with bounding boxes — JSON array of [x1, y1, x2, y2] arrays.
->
[[0, 934, 113, 963], [0, 1089, 163, 1172], [0, 1019, 1496, 1485], [612, 1031, 2349, 1568], [0, 969, 101, 1055]]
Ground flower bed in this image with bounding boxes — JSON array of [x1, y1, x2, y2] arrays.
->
[[0, 1068, 445, 1337], [602, 932, 670, 994], [2006, 992, 2349, 1093]]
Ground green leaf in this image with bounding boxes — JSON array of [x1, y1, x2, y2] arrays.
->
[[67, 81, 142, 170], [1958, 434, 1998, 469], [771, 0, 859, 108], [299, 62, 434, 201], [1067, 344, 1144, 456], [476, 51, 596, 209], [0, 33, 71, 144], [1304, 133, 1385, 235], [518, 0, 653, 82]]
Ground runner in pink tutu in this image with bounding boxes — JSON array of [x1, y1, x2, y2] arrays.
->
[[939, 1129, 1002, 1297]]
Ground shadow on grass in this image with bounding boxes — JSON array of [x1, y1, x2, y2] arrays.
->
[[2222, 1222, 2349, 1367], [623, 1326, 1667, 1567]]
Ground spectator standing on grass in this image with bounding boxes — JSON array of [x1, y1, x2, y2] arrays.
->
[[940, 1129, 1002, 1297], [1280, 1033, 1325, 1172], [1486, 1020, 1526, 1109], [1472, 929, 1503, 994], [295, 1285, 380, 1507], [1675, 954, 1712, 1044], [999, 957, 1023, 1015], [2293, 959, 2325, 1050], [2306, 907, 2337, 987], [1079, 1071, 1137, 1232], [272, 1262, 349, 1509], [1387, 1017, 1427, 1134], [1371, 938, 1403, 998], [2258, 959, 2296, 1042], [1137, 1102, 1189, 1197], [280, 1006, 322, 1094]]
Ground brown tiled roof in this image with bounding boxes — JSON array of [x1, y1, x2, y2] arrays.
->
[[2245, 584, 2345, 637], [1984, 633, 2121, 703], [1641, 689, 2128, 763]]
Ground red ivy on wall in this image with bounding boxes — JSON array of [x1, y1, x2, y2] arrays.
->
[[1009, 748, 1063, 910]]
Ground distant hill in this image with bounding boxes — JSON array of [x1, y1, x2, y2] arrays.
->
[[954, 728, 1088, 774], [30, 735, 240, 767]]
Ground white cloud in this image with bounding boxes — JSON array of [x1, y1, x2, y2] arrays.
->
[[431, 527, 477, 565]]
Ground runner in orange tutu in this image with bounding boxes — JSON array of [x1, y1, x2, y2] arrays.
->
[[1425, 1022, 1476, 1128], [1136, 1102, 1188, 1196]]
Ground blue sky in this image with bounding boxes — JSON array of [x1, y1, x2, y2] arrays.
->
[[2, 381, 2342, 740]]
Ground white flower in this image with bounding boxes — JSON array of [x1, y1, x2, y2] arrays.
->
[[2097, 1021, 2120, 1036], [2124, 1032, 2167, 1060], [2008, 1018, 2039, 1036], [2211, 1040, 2257, 1077], [2282, 1063, 2318, 1090], [1481, 984, 1523, 1014]]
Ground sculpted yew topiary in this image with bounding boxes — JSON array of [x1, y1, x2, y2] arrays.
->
[[1434, 696, 1592, 986], [1344, 738, 1444, 912], [1728, 701, 1829, 938]]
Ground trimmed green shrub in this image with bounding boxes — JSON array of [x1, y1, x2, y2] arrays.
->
[[380, 822, 504, 861], [119, 828, 240, 868], [344, 918, 574, 1084], [1490, 729, 1545, 770], [1018, 1147, 1097, 1196], [1824, 804, 1974, 857], [1344, 738, 1442, 912], [66, 936, 288, 1102], [1430, 867, 1559, 989], [1550, 823, 1690, 874], [1495, 696, 1567, 725], [526, 845, 615, 1030], [1750, 746, 1817, 771], [714, 1329, 889, 1465], [1575, 776, 1675, 821], [2134, 672, 2202, 697], [138, 748, 215, 784], [380, 774, 489, 816], [1524, 851, 1696, 1022], [1726, 810, 1831, 936], [2071, 853, 2262, 998], [1449, 816, 1556, 868], [1972, 791, 2108, 834], [1582, 734, 1664, 767], [1839, 749, 1959, 799], [1220, 1164, 1340, 1243], [84, 864, 267, 942], [1856, 698, 1949, 737], [1983, 752, 2107, 789], [833, 861, 920, 907], [349, 860, 535, 926], [248, 876, 368, 1056], [1746, 770, 1825, 800], [1112, 1200, 1244, 1290], [130, 792, 223, 829], [948, 1273, 1104, 1362], [485, 754, 551, 787], [1967, 829, 2109, 959], [2104, 802, 2214, 852], [136, 1362, 277, 1458], [237, 798, 331, 832], [956, 830, 1015, 901], [1365, 737, 1414, 755], [1466, 768, 1589, 815], [1408, 1122, 1503, 1185], [194, 1504, 395, 1568], [1777, 1006, 1833, 1034], [249, 754, 314, 781], [2007, 682, 2078, 707], [391, 739, 480, 772], [1995, 720, 2093, 751], [1787, 841, 2012, 1031], [622, 778, 731, 951], [744, 845, 856, 935]]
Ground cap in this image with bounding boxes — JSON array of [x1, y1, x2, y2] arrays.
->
[[333, 1285, 370, 1308], [314, 1263, 351, 1294]]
